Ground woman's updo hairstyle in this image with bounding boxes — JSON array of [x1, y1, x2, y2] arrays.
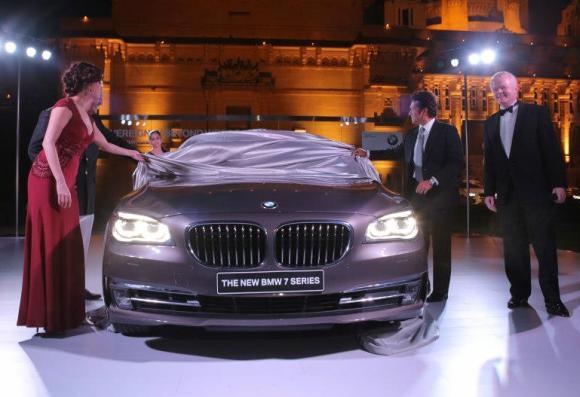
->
[[61, 62, 103, 97], [148, 130, 161, 139]]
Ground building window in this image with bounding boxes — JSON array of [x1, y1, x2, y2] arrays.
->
[[542, 90, 548, 106], [445, 86, 450, 110], [399, 8, 413, 26], [226, 106, 252, 130], [482, 89, 487, 112], [470, 88, 477, 110], [434, 86, 441, 109]]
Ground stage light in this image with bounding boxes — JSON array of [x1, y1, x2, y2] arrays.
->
[[468, 53, 480, 65], [4, 41, 17, 54], [41, 50, 52, 60], [481, 49, 496, 64], [127, 120, 132, 126], [450, 58, 460, 68], [26, 47, 37, 58]]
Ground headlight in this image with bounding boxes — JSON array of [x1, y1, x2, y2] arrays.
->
[[112, 212, 172, 244], [365, 210, 419, 242]]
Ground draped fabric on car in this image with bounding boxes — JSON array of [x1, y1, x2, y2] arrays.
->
[[133, 130, 381, 189]]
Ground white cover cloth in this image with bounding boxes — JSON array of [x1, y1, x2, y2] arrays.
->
[[133, 130, 380, 189], [358, 312, 439, 355]]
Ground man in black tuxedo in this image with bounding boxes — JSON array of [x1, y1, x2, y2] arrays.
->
[[359, 91, 464, 302], [483, 71, 569, 317], [28, 102, 135, 301]]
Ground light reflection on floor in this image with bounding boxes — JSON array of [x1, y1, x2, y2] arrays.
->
[[1, 235, 579, 397]]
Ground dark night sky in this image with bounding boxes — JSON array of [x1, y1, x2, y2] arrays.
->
[[0, 0, 573, 38], [528, 0, 572, 35]]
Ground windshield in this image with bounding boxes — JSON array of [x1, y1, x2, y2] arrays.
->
[[133, 130, 381, 189]]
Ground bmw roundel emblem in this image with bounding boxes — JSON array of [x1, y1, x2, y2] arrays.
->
[[261, 201, 278, 209]]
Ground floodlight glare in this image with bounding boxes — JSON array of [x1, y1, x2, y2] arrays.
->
[[468, 53, 480, 65], [450, 58, 460, 68], [481, 49, 496, 64], [26, 47, 37, 58], [41, 50, 52, 60], [4, 41, 17, 54]]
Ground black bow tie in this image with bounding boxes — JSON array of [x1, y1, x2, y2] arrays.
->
[[499, 103, 517, 116]]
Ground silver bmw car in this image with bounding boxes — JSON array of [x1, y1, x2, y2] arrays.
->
[[102, 130, 427, 334]]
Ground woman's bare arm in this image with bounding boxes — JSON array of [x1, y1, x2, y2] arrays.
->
[[92, 122, 143, 161], [42, 107, 73, 208]]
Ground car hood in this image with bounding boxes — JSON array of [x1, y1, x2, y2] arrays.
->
[[118, 182, 408, 218]]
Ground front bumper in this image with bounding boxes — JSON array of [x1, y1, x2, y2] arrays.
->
[[105, 274, 427, 330]]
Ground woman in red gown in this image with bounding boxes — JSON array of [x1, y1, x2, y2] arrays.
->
[[18, 62, 142, 334]]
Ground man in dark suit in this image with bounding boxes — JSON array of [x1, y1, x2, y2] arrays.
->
[[28, 103, 135, 300], [359, 91, 464, 302], [483, 71, 569, 317]]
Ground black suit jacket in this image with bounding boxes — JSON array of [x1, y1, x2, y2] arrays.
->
[[483, 103, 566, 205], [371, 120, 464, 211], [28, 108, 136, 215]]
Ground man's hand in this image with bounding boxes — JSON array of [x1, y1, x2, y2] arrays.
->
[[484, 196, 497, 212], [415, 180, 433, 195], [552, 187, 566, 204], [352, 148, 368, 158]]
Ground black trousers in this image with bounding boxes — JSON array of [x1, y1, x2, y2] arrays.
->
[[415, 205, 452, 295], [497, 198, 561, 303]]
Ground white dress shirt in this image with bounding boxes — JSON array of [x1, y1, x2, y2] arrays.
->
[[416, 118, 436, 151], [499, 101, 519, 158], [414, 118, 437, 184]]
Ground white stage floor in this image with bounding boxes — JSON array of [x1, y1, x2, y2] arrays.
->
[[1, 235, 579, 397]]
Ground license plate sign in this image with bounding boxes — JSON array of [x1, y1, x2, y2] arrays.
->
[[217, 270, 324, 295]]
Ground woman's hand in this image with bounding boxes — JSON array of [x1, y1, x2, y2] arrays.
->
[[56, 180, 72, 208], [352, 148, 368, 158], [128, 150, 144, 161]]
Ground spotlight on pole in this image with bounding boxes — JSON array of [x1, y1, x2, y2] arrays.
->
[[26, 47, 37, 58], [468, 53, 480, 65], [450, 58, 460, 68], [41, 49, 52, 61], [481, 49, 496, 64], [4, 41, 17, 54]]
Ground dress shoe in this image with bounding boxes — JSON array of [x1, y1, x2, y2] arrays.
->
[[38, 329, 66, 338], [507, 297, 529, 309], [85, 289, 102, 301], [545, 301, 570, 317], [426, 292, 448, 303]]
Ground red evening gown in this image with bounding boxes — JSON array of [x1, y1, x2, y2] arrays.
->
[[18, 97, 94, 332]]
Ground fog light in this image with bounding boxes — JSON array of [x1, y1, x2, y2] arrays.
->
[[112, 289, 133, 310], [402, 284, 420, 305]]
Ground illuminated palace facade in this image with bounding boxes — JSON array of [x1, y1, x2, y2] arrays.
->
[[58, 0, 579, 189]]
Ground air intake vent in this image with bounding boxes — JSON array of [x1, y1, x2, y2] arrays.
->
[[189, 223, 266, 268], [275, 223, 350, 267]]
